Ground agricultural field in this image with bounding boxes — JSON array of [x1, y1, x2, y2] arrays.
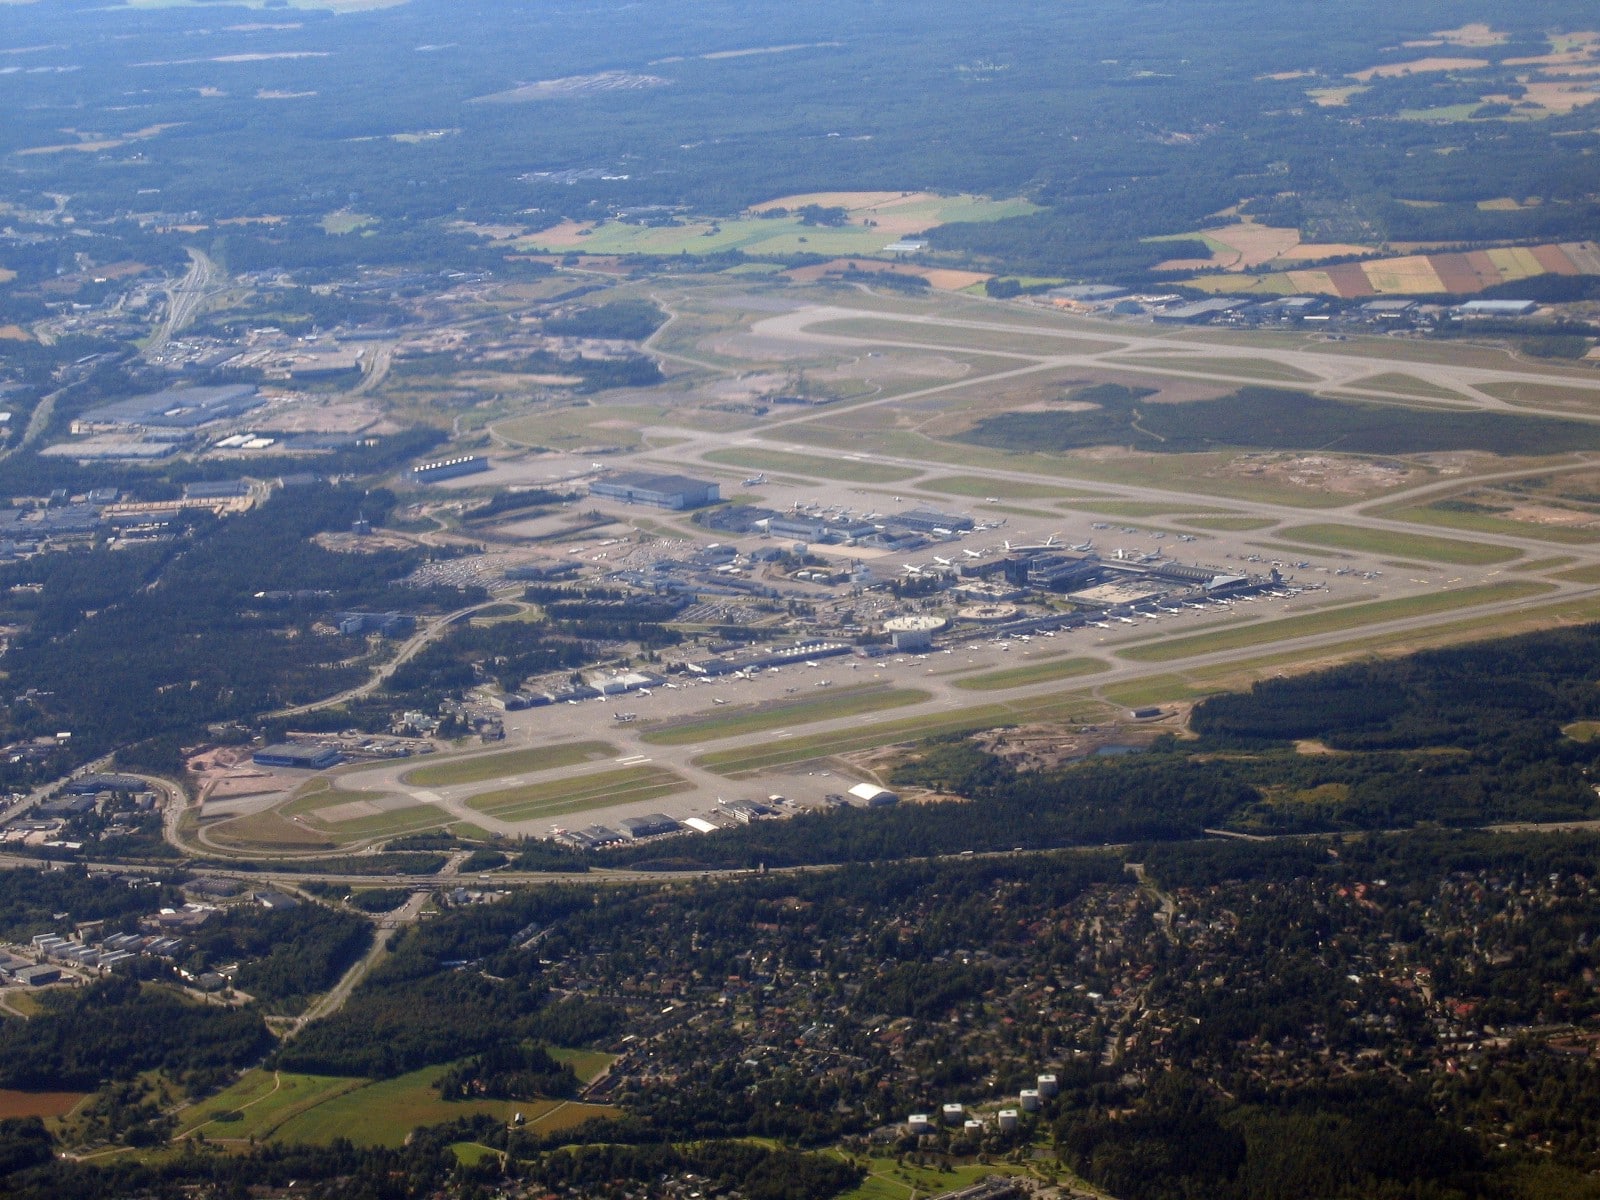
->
[[514, 191, 1038, 261], [191, 1065, 613, 1148], [1185, 242, 1595, 297]]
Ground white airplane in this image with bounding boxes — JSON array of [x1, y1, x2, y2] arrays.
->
[[613, 712, 636, 722], [1043, 534, 1058, 547], [712, 697, 728, 705], [901, 564, 923, 576], [1070, 541, 1093, 552], [963, 548, 982, 559], [933, 555, 953, 567], [742, 473, 766, 486], [1091, 621, 1111, 629], [637, 688, 652, 696], [1003, 539, 1012, 551], [1115, 616, 1137, 625]]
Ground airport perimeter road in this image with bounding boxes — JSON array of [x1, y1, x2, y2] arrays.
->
[[267, 596, 509, 720]]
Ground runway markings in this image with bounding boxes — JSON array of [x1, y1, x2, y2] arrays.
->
[[616, 755, 652, 766]]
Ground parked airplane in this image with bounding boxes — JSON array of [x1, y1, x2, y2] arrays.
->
[[742, 473, 766, 486], [712, 697, 728, 705], [1070, 540, 1093, 552], [963, 548, 982, 559], [933, 555, 953, 567], [613, 712, 636, 722]]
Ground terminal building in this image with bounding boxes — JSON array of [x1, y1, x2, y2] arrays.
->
[[590, 472, 720, 510]]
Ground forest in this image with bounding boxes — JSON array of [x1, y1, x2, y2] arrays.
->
[[960, 384, 1600, 458], [5, 2, 1600, 286], [603, 623, 1600, 870], [0, 483, 481, 785]]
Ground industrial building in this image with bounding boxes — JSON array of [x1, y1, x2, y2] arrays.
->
[[848, 783, 900, 806], [590, 472, 720, 510], [74, 384, 264, 432], [252, 743, 342, 770], [618, 813, 683, 839], [336, 611, 416, 638], [412, 455, 490, 483]]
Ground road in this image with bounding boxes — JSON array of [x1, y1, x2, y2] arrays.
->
[[147, 248, 219, 353], [267, 596, 511, 720]]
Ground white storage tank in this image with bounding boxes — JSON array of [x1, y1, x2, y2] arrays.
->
[[997, 1109, 1019, 1132], [908, 1114, 932, 1135], [942, 1102, 965, 1124], [1019, 1089, 1041, 1112], [1037, 1073, 1059, 1097], [964, 1119, 984, 1135]]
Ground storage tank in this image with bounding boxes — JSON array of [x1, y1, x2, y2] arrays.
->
[[907, 1114, 932, 1135], [1037, 1073, 1059, 1097], [1019, 1089, 1041, 1112], [942, 1102, 965, 1124], [964, 1119, 984, 1135], [997, 1109, 1019, 1132]]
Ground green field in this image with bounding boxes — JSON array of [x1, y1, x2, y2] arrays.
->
[[464, 765, 692, 822], [834, 1154, 1027, 1200], [1377, 502, 1600, 545], [694, 693, 1110, 775], [808, 317, 1124, 357], [268, 1064, 609, 1147], [1276, 523, 1521, 564], [702, 447, 919, 483], [550, 1048, 616, 1083], [1179, 515, 1278, 531], [641, 687, 928, 745], [1115, 581, 1553, 664], [175, 1071, 365, 1143], [403, 741, 616, 788], [1345, 372, 1471, 401], [951, 656, 1110, 691], [920, 474, 1100, 500], [1108, 354, 1321, 382], [514, 193, 1039, 259], [1100, 675, 1218, 709]]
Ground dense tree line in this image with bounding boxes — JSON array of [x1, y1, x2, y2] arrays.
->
[[0, 867, 181, 941], [434, 1042, 578, 1101], [542, 300, 666, 342], [0, 976, 270, 1092], [189, 902, 372, 1015], [0, 484, 479, 783]]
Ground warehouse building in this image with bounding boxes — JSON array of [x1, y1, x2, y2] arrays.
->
[[252, 743, 342, 770], [618, 813, 683, 839], [590, 472, 720, 510], [848, 783, 900, 806], [412, 455, 490, 483]]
